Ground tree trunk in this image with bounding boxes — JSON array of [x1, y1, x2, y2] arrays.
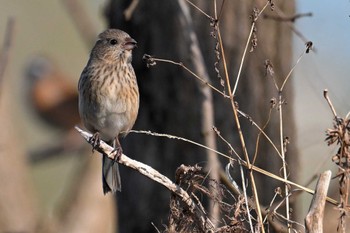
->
[[105, 0, 297, 232]]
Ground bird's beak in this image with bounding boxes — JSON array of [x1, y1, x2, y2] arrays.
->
[[123, 37, 137, 51]]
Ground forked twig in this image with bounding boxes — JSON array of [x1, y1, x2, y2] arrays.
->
[[232, 2, 270, 96]]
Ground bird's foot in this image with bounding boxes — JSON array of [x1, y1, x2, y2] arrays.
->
[[111, 146, 123, 162], [89, 132, 100, 152]]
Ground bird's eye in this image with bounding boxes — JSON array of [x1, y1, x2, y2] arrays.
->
[[109, 39, 118, 45]]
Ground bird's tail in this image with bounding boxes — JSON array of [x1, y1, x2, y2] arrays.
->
[[102, 155, 121, 194]]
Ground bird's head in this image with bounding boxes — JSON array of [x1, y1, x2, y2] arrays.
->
[[91, 29, 137, 64]]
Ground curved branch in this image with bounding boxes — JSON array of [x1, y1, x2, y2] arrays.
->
[[75, 126, 215, 232]]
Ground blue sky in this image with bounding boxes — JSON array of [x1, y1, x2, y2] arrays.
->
[[293, 0, 350, 183]]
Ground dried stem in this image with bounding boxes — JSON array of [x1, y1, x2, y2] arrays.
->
[[278, 91, 291, 232], [146, 57, 228, 98], [263, 12, 313, 22], [323, 89, 337, 118], [129, 129, 338, 206], [280, 50, 305, 92], [232, 2, 269, 96], [238, 160, 255, 232]]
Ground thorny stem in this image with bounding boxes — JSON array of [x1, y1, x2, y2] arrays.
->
[[148, 57, 228, 98]]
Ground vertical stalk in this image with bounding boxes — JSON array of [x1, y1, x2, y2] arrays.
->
[[278, 91, 290, 233]]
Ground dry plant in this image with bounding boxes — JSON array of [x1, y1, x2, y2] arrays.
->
[[74, 0, 348, 233], [325, 90, 350, 233]]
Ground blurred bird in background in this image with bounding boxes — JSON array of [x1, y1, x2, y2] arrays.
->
[[24, 55, 82, 162], [25, 55, 80, 129]]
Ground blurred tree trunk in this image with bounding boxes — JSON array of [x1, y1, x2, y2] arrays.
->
[[105, 0, 297, 232]]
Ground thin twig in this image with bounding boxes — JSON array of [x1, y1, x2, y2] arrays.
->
[[130, 129, 232, 160], [239, 160, 255, 233], [323, 89, 337, 118], [129, 129, 339, 206], [278, 91, 291, 232], [124, 0, 140, 21], [280, 50, 305, 92], [252, 105, 274, 164], [185, 0, 211, 19], [213, 126, 241, 160], [231, 23, 254, 96], [238, 109, 282, 159], [263, 189, 280, 224], [147, 57, 228, 98], [263, 12, 313, 22], [274, 5, 311, 44], [232, 2, 269, 96]]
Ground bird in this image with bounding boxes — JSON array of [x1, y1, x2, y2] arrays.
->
[[25, 55, 80, 130], [78, 29, 139, 194]]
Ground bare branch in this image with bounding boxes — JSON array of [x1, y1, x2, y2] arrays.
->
[[323, 89, 337, 118], [264, 12, 313, 22], [305, 170, 332, 233], [124, 0, 140, 21], [75, 126, 215, 231]]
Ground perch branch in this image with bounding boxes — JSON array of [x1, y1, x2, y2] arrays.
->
[[75, 126, 215, 232], [305, 170, 332, 233]]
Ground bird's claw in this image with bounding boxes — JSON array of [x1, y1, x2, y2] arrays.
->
[[111, 146, 123, 162], [89, 132, 100, 152]]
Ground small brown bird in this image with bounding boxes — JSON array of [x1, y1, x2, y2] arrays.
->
[[78, 29, 139, 194]]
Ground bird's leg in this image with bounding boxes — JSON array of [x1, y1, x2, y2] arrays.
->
[[111, 138, 123, 161], [89, 132, 100, 152]]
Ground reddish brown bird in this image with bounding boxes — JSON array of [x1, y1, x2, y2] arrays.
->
[[25, 56, 80, 130], [78, 29, 139, 194]]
